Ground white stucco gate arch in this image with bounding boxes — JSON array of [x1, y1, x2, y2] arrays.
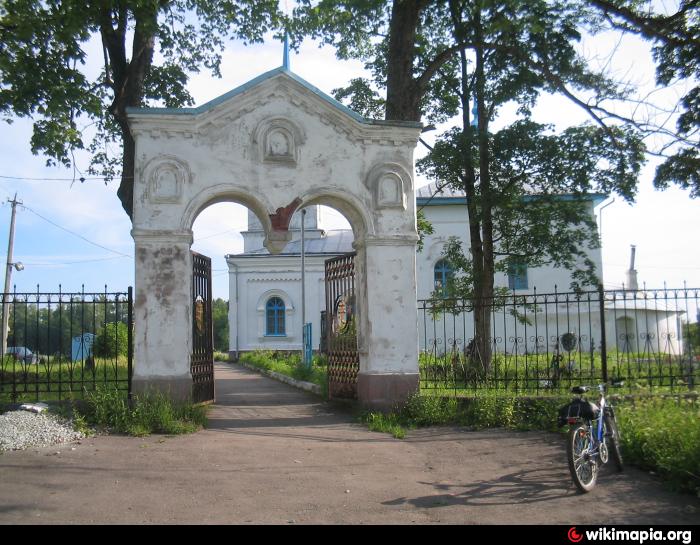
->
[[126, 66, 422, 409]]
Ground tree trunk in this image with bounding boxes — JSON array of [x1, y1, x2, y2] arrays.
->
[[100, 5, 158, 220], [385, 0, 424, 121], [118, 127, 136, 219], [473, 12, 494, 373], [450, 0, 493, 373]]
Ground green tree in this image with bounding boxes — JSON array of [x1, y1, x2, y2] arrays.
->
[[587, 0, 700, 197], [293, 0, 458, 123], [94, 321, 129, 358], [422, 1, 644, 370], [212, 298, 229, 353], [315, 1, 646, 370], [4, 290, 129, 358], [0, 0, 281, 218]]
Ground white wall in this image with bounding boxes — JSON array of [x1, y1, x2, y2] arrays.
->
[[417, 200, 604, 299], [228, 254, 332, 353]]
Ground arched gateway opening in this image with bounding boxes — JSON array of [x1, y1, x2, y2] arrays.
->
[[127, 66, 422, 410]]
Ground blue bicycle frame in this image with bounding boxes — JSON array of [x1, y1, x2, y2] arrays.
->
[[566, 382, 623, 492]]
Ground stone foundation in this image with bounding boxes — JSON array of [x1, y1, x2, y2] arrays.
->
[[357, 372, 420, 412], [131, 375, 193, 404]]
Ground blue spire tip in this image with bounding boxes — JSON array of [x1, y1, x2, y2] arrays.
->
[[283, 33, 290, 70]]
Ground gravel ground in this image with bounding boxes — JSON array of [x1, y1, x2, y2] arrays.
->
[[0, 410, 85, 452]]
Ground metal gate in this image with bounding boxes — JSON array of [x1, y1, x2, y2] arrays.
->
[[191, 251, 215, 404], [324, 253, 359, 399]]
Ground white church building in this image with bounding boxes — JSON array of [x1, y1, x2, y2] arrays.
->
[[227, 182, 605, 355], [226, 205, 353, 357], [226, 181, 688, 359]]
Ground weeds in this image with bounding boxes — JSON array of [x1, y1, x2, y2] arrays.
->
[[616, 397, 700, 495], [71, 409, 92, 436], [239, 350, 327, 395], [81, 387, 208, 436], [364, 412, 406, 439], [361, 393, 566, 438]]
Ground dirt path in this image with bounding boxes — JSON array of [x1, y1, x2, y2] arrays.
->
[[0, 363, 697, 524]]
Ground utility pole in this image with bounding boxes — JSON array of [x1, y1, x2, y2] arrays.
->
[[2, 194, 22, 356]]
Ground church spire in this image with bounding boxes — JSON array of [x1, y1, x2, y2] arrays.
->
[[283, 32, 290, 70]]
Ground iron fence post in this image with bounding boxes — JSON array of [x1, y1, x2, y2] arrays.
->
[[127, 286, 133, 400], [599, 284, 608, 384]]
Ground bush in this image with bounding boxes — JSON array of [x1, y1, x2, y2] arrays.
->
[[94, 322, 129, 358], [616, 397, 700, 495]]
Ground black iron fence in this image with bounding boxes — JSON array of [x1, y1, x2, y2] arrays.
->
[[0, 286, 133, 404], [419, 286, 699, 395]]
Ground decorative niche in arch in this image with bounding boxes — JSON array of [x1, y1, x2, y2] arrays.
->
[[143, 155, 192, 204], [365, 162, 411, 210], [253, 117, 306, 166]]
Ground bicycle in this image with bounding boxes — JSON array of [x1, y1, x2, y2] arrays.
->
[[558, 382, 623, 492]]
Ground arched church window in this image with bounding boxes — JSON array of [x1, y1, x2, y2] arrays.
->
[[434, 259, 454, 297], [265, 297, 286, 336]]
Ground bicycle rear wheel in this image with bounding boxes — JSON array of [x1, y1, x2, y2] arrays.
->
[[567, 424, 598, 493], [604, 414, 623, 471]]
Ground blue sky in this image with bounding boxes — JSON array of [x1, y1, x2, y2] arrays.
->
[[0, 24, 698, 300]]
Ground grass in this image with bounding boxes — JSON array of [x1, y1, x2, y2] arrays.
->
[[361, 393, 568, 438], [364, 412, 407, 439], [419, 348, 698, 396], [213, 351, 229, 362], [74, 386, 208, 437], [616, 397, 700, 495], [1, 355, 130, 404], [238, 350, 328, 396]]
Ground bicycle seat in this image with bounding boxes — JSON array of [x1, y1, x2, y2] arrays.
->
[[571, 386, 588, 394]]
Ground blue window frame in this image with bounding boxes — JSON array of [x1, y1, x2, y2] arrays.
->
[[434, 259, 453, 296], [265, 297, 286, 336], [508, 261, 528, 290]]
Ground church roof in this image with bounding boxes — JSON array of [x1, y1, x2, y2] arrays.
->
[[127, 67, 422, 130], [229, 229, 354, 258], [416, 182, 608, 206]]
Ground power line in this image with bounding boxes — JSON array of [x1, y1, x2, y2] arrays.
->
[[0, 174, 133, 182], [194, 228, 239, 242], [20, 205, 132, 258], [21, 255, 130, 267]]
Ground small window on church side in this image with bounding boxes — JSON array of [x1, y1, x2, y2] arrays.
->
[[265, 297, 286, 336], [434, 259, 454, 297], [507, 261, 528, 290]]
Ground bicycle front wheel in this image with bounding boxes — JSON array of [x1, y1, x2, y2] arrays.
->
[[567, 424, 598, 493]]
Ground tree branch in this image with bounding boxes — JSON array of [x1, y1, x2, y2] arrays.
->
[[415, 43, 462, 92], [589, 0, 698, 48]]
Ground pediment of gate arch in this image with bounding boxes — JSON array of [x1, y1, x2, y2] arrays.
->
[[191, 73, 420, 149], [128, 69, 422, 160]]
